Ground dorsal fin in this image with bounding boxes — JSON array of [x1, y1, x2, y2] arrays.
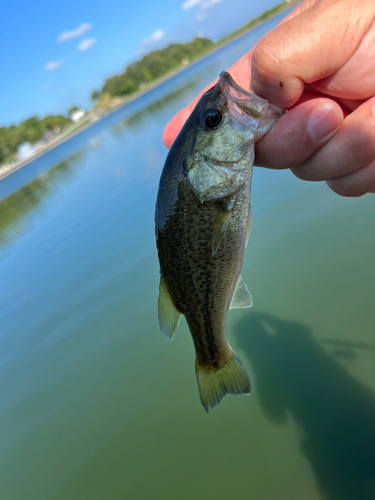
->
[[158, 275, 181, 340], [230, 276, 252, 309]]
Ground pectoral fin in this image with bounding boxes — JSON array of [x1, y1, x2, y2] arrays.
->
[[212, 202, 234, 256], [230, 276, 253, 309], [158, 275, 181, 340]]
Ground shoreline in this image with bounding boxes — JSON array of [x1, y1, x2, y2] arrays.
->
[[0, 2, 297, 183]]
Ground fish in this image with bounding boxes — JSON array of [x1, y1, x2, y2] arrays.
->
[[155, 71, 283, 412]]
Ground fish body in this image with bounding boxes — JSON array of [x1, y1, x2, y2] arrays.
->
[[155, 72, 282, 411]]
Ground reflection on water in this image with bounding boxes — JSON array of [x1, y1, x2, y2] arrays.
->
[[110, 70, 212, 135], [235, 312, 375, 500], [0, 152, 82, 249]]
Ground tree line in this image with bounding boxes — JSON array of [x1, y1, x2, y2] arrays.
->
[[219, 2, 286, 44], [92, 37, 214, 101], [0, 115, 71, 164], [91, 1, 288, 103], [0, 38, 214, 165]]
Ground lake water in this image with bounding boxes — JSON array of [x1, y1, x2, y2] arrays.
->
[[1, 11, 375, 500]]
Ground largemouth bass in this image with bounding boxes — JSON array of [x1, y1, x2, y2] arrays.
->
[[155, 71, 282, 412]]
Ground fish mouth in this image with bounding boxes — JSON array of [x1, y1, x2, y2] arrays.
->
[[215, 71, 270, 120], [216, 71, 253, 98]]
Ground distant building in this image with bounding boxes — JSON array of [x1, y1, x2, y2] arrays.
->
[[41, 131, 54, 142], [71, 109, 86, 123], [17, 142, 34, 161], [32, 142, 44, 152]]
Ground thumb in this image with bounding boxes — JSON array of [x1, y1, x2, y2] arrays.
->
[[251, 0, 373, 108]]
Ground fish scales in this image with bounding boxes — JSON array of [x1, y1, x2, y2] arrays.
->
[[155, 71, 283, 411], [158, 175, 251, 365]]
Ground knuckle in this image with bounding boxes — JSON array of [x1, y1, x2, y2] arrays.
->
[[347, 133, 375, 164], [345, 111, 375, 164], [328, 176, 360, 198], [255, 129, 298, 168], [270, 134, 293, 166], [366, 162, 375, 191], [290, 159, 315, 181], [252, 39, 280, 83]]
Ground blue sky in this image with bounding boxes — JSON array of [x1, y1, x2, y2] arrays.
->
[[1, 0, 281, 126]]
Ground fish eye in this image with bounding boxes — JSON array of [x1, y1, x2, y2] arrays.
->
[[203, 108, 222, 130]]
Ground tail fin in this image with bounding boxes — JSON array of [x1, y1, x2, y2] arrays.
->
[[195, 349, 251, 412]]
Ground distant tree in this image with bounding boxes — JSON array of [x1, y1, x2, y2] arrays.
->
[[96, 37, 214, 99], [68, 106, 80, 116], [93, 93, 119, 111], [0, 114, 71, 164], [41, 114, 71, 130], [91, 90, 101, 101], [18, 116, 44, 143]]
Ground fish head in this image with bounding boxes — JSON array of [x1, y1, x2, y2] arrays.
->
[[186, 71, 283, 203]]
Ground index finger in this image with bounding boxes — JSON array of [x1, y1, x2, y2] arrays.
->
[[251, 0, 375, 107]]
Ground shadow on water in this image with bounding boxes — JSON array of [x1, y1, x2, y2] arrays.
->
[[322, 339, 375, 362], [234, 312, 375, 500], [0, 152, 83, 249]]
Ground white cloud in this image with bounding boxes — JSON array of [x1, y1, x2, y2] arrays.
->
[[142, 29, 165, 45], [182, 0, 223, 20], [182, 0, 202, 10], [58, 22, 92, 42], [196, 11, 207, 21], [45, 61, 63, 71], [77, 38, 97, 51], [202, 0, 222, 8]]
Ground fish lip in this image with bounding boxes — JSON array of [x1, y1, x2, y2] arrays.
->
[[216, 71, 285, 118], [217, 71, 270, 104], [216, 71, 254, 98]]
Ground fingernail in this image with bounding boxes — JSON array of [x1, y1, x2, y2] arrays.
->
[[307, 102, 343, 143]]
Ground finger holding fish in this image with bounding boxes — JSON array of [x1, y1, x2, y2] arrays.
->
[[255, 97, 344, 169], [326, 161, 375, 197], [289, 97, 375, 192]]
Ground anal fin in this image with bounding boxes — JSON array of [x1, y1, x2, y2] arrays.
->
[[158, 275, 181, 340], [230, 276, 253, 309]]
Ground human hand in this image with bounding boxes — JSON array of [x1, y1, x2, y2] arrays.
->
[[163, 0, 375, 197]]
